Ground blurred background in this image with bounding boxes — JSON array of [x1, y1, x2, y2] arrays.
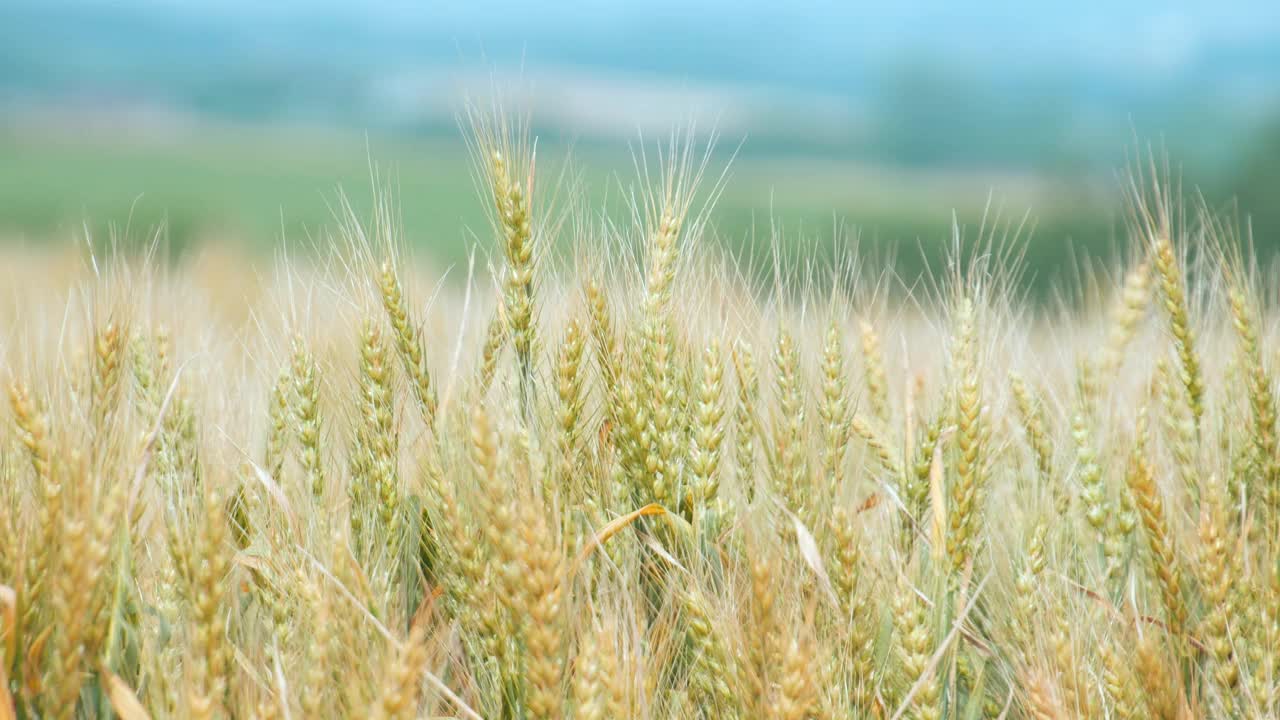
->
[[2, 0, 1279, 285]]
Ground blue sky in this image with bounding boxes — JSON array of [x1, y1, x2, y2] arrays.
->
[[20, 0, 1280, 82]]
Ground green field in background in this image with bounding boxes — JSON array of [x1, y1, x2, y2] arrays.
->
[[0, 125, 1121, 287], [0, 127, 482, 253]]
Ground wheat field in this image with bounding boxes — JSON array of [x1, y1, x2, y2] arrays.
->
[[1, 114, 1278, 720]]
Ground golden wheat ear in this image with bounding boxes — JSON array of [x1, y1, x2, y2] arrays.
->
[[7, 105, 1280, 720]]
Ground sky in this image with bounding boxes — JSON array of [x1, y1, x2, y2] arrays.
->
[[16, 1, 1280, 83]]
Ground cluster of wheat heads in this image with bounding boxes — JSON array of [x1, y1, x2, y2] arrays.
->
[[2, 121, 1279, 720]]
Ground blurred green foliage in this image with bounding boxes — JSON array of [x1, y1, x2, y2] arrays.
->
[[0, 121, 1262, 297], [1231, 119, 1280, 253]]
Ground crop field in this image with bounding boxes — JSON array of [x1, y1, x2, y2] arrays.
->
[[0, 113, 1277, 719]]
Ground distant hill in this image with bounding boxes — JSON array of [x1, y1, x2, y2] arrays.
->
[[4, 0, 1278, 176]]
